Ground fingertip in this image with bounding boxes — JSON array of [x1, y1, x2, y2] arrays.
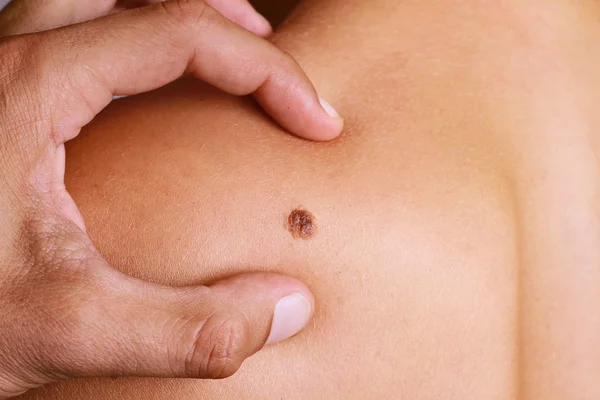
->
[[318, 115, 345, 142], [255, 274, 315, 345], [207, 272, 315, 344], [259, 94, 344, 142], [205, 0, 272, 37], [318, 96, 340, 118], [300, 97, 344, 141], [250, 13, 272, 37], [266, 292, 313, 344], [210, 272, 314, 305], [312, 96, 344, 139]]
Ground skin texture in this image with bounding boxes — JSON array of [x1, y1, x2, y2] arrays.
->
[[0, 0, 345, 398], [0, 0, 273, 36], [19, 0, 600, 398]]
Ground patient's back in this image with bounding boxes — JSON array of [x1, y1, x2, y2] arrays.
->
[[21, 0, 600, 398]]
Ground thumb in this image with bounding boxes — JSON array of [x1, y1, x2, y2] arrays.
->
[[54, 267, 314, 379]]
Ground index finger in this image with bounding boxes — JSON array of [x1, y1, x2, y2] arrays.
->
[[6, 0, 343, 144]]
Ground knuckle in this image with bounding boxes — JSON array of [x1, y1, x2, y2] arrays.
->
[[185, 313, 250, 379], [159, 0, 209, 27]]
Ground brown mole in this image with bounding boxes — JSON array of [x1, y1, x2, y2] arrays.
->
[[287, 208, 316, 239]]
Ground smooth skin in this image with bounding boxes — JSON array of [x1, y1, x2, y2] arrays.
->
[[0, 0, 343, 398]]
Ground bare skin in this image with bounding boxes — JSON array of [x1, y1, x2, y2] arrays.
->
[[17, 0, 600, 399]]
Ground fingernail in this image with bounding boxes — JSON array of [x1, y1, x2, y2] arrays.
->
[[266, 293, 312, 344], [319, 96, 340, 119]]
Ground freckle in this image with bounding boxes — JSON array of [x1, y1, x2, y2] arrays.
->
[[287, 208, 316, 240]]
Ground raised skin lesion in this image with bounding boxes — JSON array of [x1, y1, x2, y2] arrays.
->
[[287, 208, 316, 239]]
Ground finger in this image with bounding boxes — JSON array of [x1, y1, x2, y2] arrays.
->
[[49, 266, 314, 379], [205, 0, 271, 37], [0, 0, 117, 36], [8, 0, 342, 143], [125, 0, 272, 36], [0, 0, 271, 39]]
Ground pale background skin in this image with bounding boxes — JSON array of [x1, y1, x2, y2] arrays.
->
[[11, 0, 600, 398]]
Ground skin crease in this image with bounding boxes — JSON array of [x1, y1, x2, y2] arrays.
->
[[18, 0, 600, 399]]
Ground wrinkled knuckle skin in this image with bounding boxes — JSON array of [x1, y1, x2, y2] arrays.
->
[[185, 314, 251, 379], [159, 0, 209, 27]]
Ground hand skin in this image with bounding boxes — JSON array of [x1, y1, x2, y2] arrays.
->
[[0, 0, 343, 398], [0, 0, 274, 37]]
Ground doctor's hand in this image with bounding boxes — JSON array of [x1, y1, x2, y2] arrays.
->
[[0, 0, 343, 397], [0, 0, 274, 36]]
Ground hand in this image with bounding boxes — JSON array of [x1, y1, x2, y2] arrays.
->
[[0, 0, 343, 397], [0, 0, 275, 36]]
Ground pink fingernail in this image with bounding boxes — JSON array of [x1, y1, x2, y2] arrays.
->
[[266, 293, 312, 344], [318, 96, 340, 119]]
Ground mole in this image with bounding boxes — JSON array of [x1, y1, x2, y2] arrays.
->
[[287, 208, 316, 240]]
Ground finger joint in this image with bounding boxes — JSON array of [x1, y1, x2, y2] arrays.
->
[[159, 0, 209, 28], [185, 312, 250, 379]]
